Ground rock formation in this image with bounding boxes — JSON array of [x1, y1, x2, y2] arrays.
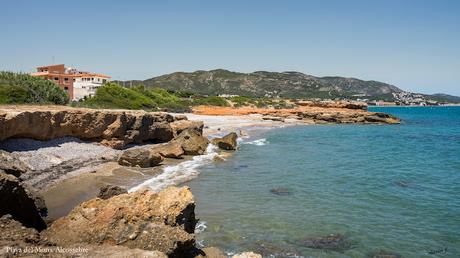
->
[[0, 171, 46, 231], [0, 106, 187, 149], [150, 141, 185, 159], [0, 150, 29, 177], [42, 186, 197, 257], [170, 120, 204, 136], [174, 129, 210, 155], [118, 148, 164, 167], [97, 185, 128, 200], [211, 132, 238, 150]]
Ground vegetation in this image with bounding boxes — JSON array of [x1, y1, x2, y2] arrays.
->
[[192, 96, 229, 107], [0, 72, 69, 104]]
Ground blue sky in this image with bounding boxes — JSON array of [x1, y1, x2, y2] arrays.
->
[[1, 0, 459, 95]]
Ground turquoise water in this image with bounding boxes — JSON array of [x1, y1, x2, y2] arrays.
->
[[188, 107, 460, 257]]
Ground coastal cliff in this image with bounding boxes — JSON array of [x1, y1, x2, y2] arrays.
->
[[0, 106, 187, 149]]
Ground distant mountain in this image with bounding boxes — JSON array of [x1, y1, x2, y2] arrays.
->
[[430, 93, 460, 103], [121, 69, 402, 100], [119, 69, 458, 103]]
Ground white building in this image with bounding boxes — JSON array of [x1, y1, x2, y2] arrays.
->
[[73, 73, 110, 101]]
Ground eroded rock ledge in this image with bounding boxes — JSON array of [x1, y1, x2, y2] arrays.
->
[[0, 106, 203, 149]]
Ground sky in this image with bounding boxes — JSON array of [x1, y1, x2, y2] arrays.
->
[[1, 0, 459, 95]]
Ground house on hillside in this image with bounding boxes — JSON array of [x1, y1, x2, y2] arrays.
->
[[30, 64, 111, 101]]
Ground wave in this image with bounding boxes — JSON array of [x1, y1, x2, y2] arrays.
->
[[243, 138, 269, 146], [195, 220, 207, 234], [129, 144, 219, 192]]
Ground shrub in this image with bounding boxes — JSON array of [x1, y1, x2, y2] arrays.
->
[[193, 96, 229, 107], [0, 71, 69, 104]]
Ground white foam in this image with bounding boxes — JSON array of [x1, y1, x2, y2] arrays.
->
[[129, 144, 219, 192], [244, 138, 269, 146], [195, 220, 207, 234]]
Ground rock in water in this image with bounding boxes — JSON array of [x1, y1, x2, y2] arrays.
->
[[151, 141, 185, 159], [232, 252, 263, 258], [0, 150, 29, 177], [0, 171, 46, 231], [301, 234, 353, 252], [118, 148, 164, 167], [269, 187, 292, 196], [211, 132, 238, 150], [42, 186, 197, 257], [174, 129, 210, 155], [97, 185, 128, 200], [195, 247, 227, 258], [370, 249, 402, 258]]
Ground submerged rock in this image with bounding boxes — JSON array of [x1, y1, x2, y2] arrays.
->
[[195, 247, 227, 258], [42, 186, 197, 257], [396, 180, 409, 188], [369, 249, 402, 258], [97, 184, 128, 200], [270, 187, 292, 196], [175, 129, 210, 155], [300, 234, 353, 252], [212, 132, 238, 150], [0, 171, 46, 231], [118, 148, 164, 167], [0, 150, 29, 177], [232, 252, 263, 258], [251, 240, 301, 258], [151, 141, 185, 159]]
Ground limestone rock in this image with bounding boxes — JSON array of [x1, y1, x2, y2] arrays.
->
[[118, 148, 164, 168], [170, 120, 204, 136], [211, 132, 238, 150], [21, 183, 48, 216], [175, 129, 209, 155], [151, 141, 184, 159], [42, 186, 197, 257], [0, 150, 28, 177], [0, 171, 46, 231], [97, 185, 128, 200], [232, 252, 262, 258], [0, 107, 180, 149], [262, 116, 284, 122]]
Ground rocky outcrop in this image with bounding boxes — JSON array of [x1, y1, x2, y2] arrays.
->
[[0, 215, 168, 258], [97, 185, 128, 200], [0, 106, 190, 149], [174, 129, 210, 155], [212, 132, 238, 150], [296, 100, 368, 110], [170, 120, 204, 136], [0, 171, 46, 231], [151, 141, 185, 159], [118, 148, 164, 167], [42, 186, 197, 257], [0, 151, 28, 177]]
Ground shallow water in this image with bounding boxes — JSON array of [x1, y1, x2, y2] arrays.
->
[[187, 106, 460, 257]]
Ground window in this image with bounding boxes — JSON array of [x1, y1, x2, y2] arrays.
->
[[64, 87, 68, 90], [64, 78, 68, 81], [103, 79, 107, 83], [54, 77, 59, 81]]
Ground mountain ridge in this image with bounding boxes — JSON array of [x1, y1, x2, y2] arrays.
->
[[118, 69, 458, 103]]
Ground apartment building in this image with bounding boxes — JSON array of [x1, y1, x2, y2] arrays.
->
[[30, 64, 110, 100]]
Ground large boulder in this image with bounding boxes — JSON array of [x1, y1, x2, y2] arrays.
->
[[118, 148, 164, 168], [0, 151, 28, 177], [170, 120, 204, 136], [175, 129, 209, 155], [211, 132, 238, 150], [42, 186, 197, 257], [0, 171, 46, 231], [97, 185, 128, 200], [151, 141, 184, 159]]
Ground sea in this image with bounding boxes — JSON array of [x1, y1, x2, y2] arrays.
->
[[180, 106, 460, 257]]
